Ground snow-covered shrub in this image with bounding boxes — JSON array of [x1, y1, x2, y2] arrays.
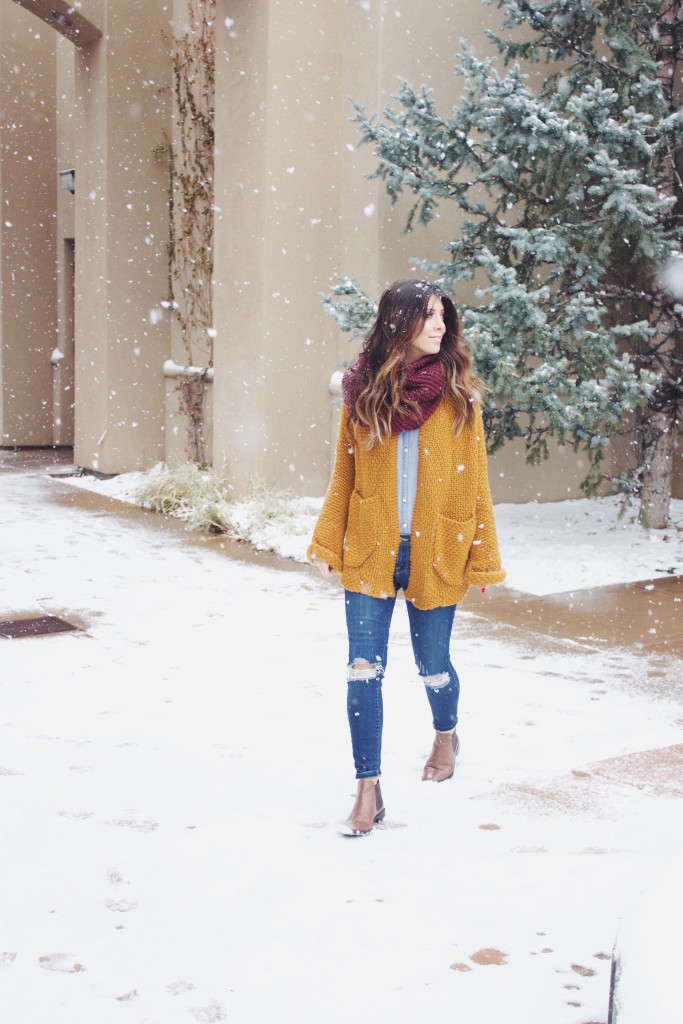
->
[[133, 465, 318, 559], [135, 463, 232, 533]]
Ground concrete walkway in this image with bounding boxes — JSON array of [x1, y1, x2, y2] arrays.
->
[[4, 446, 681, 654], [467, 573, 682, 657], [75, 446, 683, 803], [4, 445, 682, 806], [3, 446, 682, 745]]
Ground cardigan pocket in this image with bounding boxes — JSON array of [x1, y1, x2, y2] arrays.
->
[[432, 513, 477, 586], [343, 491, 380, 568]]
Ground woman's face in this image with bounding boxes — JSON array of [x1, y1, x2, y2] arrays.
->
[[404, 295, 446, 365]]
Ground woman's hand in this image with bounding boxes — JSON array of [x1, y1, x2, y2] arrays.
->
[[312, 557, 337, 580]]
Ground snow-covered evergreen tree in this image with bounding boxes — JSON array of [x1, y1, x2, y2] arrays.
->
[[325, 0, 682, 527]]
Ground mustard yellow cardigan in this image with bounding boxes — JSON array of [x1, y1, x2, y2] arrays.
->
[[307, 398, 506, 610]]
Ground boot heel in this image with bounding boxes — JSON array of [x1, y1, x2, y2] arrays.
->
[[373, 808, 386, 825]]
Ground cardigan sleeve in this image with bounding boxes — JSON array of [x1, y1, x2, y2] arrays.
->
[[465, 405, 506, 589], [306, 405, 356, 573]]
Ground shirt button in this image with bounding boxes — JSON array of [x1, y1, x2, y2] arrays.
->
[[403, 473, 407, 478], [403, 447, 408, 453], [402, 497, 406, 503]]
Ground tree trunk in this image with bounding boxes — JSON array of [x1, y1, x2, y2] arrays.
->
[[639, 0, 681, 527], [638, 408, 676, 529], [640, 289, 678, 528]]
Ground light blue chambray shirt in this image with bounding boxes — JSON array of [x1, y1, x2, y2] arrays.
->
[[397, 428, 419, 537]]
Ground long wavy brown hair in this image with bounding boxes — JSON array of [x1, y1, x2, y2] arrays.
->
[[353, 279, 485, 444]]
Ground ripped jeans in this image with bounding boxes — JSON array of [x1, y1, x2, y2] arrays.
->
[[345, 537, 459, 779]]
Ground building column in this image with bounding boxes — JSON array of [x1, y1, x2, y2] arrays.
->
[[212, 0, 385, 497], [0, 3, 58, 446], [73, 0, 171, 473]]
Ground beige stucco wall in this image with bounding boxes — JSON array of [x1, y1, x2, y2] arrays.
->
[[72, 0, 171, 473], [212, 0, 597, 502], [0, 1, 58, 445], [213, 0, 346, 491], [54, 34, 75, 445]]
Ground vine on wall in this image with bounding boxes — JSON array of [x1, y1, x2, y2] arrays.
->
[[164, 0, 216, 464]]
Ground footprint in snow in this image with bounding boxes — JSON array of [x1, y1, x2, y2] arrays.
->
[[106, 868, 127, 885], [571, 963, 597, 977], [38, 953, 86, 973], [116, 990, 139, 1002], [105, 817, 159, 833], [470, 948, 508, 966], [105, 897, 138, 913], [105, 866, 137, 911], [190, 1001, 228, 1022], [167, 980, 198, 996]]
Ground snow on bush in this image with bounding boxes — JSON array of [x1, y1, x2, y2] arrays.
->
[[62, 465, 682, 597]]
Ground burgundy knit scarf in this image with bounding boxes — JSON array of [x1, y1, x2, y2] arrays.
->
[[342, 353, 446, 434]]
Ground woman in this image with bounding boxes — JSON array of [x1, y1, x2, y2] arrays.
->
[[308, 280, 505, 836]]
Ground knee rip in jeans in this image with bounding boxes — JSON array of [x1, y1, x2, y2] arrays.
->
[[421, 671, 451, 690], [347, 657, 383, 682]]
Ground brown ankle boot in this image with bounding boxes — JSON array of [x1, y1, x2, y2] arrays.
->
[[338, 778, 385, 836], [422, 729, 460, 782]]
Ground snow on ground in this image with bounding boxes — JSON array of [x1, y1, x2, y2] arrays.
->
[[1, 462, 682, 1024], [66, 467, 683, 595]]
